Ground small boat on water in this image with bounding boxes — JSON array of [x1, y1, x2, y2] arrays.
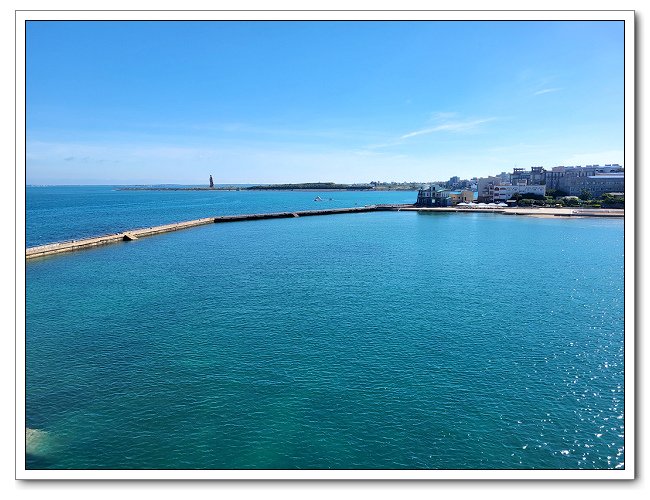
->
[[314, 196, 322, 201]]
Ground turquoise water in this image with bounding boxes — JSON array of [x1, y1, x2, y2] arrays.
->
[[26, 186, 417, 246], [25, 190, 625, 470]]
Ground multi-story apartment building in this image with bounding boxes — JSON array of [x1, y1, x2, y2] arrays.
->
[[510, 167, 546, 186], [444, 163, 622, 205], [545, 164, 624, 196], [565, 173, 625, 197], [477, 176, 503, 203], [492, 183, 546, 201], [446, 176, 460, 188]]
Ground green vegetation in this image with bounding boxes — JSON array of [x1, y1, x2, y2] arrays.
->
[[545, 188, 569, 198], [512, 192, 547, 205], [600, 193, 624, 208], [512, 192, 547, 201], [562, 197, 582, 207], [579, 189, 593, 201], [515, 191, 624, 208], [517, 198, 548, 206]]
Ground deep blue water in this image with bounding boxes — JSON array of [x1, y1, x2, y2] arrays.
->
[[25, 188, 625, 470]]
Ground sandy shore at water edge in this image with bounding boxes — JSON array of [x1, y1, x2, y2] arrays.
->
[[399, 207, 624, 218]]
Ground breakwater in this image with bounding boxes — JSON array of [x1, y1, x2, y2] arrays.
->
[[25, 204, 623, 260], [25, 205, 408, 260]]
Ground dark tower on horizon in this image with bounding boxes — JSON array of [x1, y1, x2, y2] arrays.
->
[[209, 175, 214, 188]]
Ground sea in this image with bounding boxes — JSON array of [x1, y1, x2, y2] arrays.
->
[[24, 186, 625, 470]]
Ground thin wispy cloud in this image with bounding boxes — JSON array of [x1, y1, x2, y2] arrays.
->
[[363, 139, 407, 150], [429, 111, 459, 121], [400, 117, 496, 140], [533, 87, 561, 96], [360, 114, 498, 152]]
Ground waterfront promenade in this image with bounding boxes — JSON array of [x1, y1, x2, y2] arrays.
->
[[403, 206, 625, 218], [25, 205, 623, 260]]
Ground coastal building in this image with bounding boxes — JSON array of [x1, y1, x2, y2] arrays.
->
[[447, 176, 460, 188], [496, 171, 511, 183], [477, 176, 503, 203], [565, 173, 625, 197], [510, 167, 545, 186], [445, 176, 476, 190], [416, 185, 452, 207], [449, 190, 475, 204], [492, 183, 546, 201], [433, 163, 622, 205], [491, 164, 625, 198], [544, 165, 624, 196]]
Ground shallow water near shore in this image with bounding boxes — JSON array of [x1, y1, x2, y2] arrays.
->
[[25, 203, 624, 470]]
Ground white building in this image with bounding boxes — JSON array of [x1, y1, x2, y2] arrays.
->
[[492, 183, 546, 201]]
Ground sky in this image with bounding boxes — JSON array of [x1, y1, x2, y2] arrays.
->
[[25, 20, 625, 185]]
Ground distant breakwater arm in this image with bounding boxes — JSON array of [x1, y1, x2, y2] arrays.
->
[[117, 187, 220, 191], [243, 182, 374, 190], [117, 183, 376, 191], [25, 205, 411, 260]]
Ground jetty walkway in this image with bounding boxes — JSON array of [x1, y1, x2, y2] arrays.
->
[[25, 205, 407, 260], [25, 204, 624, 260]]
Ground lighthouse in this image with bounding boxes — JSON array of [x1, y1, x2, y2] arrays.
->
[[209, 175, 214, 188]]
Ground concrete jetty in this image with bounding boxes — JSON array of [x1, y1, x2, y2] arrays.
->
[[25, 216, 218, 260], [25, 205, 406, 260], [25, 204, 623, 260]]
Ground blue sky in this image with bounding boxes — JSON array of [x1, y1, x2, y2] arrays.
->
[[26, 20, 625, 184]]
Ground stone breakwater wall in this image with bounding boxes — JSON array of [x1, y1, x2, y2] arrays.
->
[[25, 205, 407, 260], [25, 205, 623, 260]]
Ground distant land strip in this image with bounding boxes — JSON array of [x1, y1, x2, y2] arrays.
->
[[116, 182, 419, 191], [25, 205, 623, 261]]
